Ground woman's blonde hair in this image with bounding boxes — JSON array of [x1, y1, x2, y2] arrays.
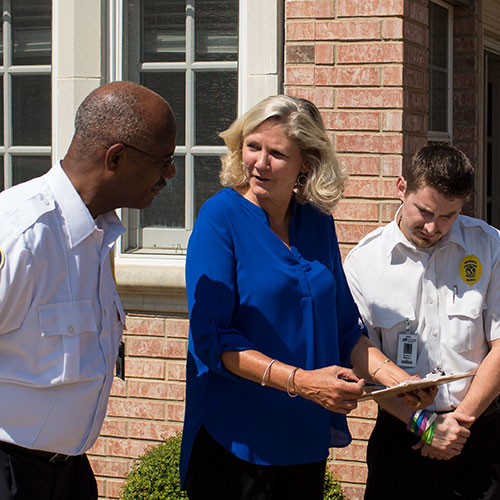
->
[[219, 94, 347, 214]]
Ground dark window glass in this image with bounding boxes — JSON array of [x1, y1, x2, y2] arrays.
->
[[12, 156, 51, 185], [194, 156, 222, 216]]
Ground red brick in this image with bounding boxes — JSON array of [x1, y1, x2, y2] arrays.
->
[[88, 437, 107, 456], [106, 479, 126, 499], [90, 457, 130, 478], [337, 42, 403, 64], [285, 0, 314, 18], [382, 155, 402, 177], [100, 419, 128, 438], [349, 400, 379, 418], [167, 403, 186, 422], [316, 66, 379, 86], [382, 18, 403, 39], [286, 87, 315, 102], [342, 484, 366, 500], [286, 21, 315, 41], [339, 244, 353, 261], [344, 178, 397, 198], [454, 36, 476, 54], [165, 318, 189, 338], [454, 125, 475, 142], [128, 421, 182, 441], [382, 65, 403, 86], [339, 155, 380, 176], [126, 358, 165, 379], [107, 399, 165, 420], [333, 199, 379, 221], [124, 317, 164, 336], [337, 88, 403, 108], [110, 378, 126, 397], [404, 20, 427, 46], [384, 111, 402, 131], [96, 477, 106, 498], [405, 0, 428, 25], [335, 222, 382, 244], [337, 134, 403, 154], [404, 90, 428, 113], [454, 72, 477, 90], [167, 362, 186, 381], [404, 67, 426, 90], [322, 111, 380, 131], [338, 0, 404, 17], [314, 87, 335, 108], [404, 44, 427, 68], [404, 135, 427, 156], [330, 461, 368, 483], [315, 0, 334, 18], [315, 20, 380, 40], [314, 44, 334, 64], [128, 380, 185, 401], [403, 112, 425, 133], [127, 337, 187, 359], [286, 44, 315, 64], [454, 15, 477, 35], [335, 441, 368, 462], [107, 438, 156, 459], [381, 201, 400, 222], [285, 65, 315, 85], [454, 90, 476, 108]]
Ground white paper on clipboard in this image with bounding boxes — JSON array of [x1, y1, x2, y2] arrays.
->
[[359, 371, 476, 402]]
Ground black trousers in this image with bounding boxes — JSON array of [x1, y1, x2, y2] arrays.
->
[[186, 426, 326, 500], [365, 406, 500, 500], [0, 441, 97, 500]]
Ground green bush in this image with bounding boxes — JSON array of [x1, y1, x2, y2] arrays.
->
[[121, 434, 187, 500], [120, 433, 346, 500]]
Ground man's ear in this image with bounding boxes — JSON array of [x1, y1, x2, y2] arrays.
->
[[105, 143, 126, 171], [396, 176, 407, 202]]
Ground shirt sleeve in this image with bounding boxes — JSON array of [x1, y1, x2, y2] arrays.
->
[[485, 247, 500, 343], [186, 200, 258, 378], [0, 230, 34, 335], [330, 222, 367, 366], [343, 249, 381, 350]]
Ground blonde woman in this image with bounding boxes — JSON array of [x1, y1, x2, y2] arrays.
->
[[180, 95, 431, 500]]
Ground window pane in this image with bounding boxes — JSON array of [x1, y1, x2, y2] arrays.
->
[[194, 156, 222, 216], [141, 157, 185, 228], [0, 157, 3, 191], [12, 0, 52, 65], [12, 156, 51, 186], [429, 2, 448, 70], [195, 0, 238, 62], [141, 72, 186, 145], [0, 79, 3, 147], [12, 75, 51, 145], [141, 0, 185, 62], [430, 70, 448, 132], [196, 71, 238, 145]]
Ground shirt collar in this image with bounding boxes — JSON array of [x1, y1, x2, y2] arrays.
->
[[45, 161, 125, 249], [385, 205, 466, 258]]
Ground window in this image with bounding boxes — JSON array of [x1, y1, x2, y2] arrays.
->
[[428, 0, 452, 142], [0, 0, 52, 192], [121, 0, 239, 255]]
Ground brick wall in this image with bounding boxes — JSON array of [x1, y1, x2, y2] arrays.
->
[[88, 315, 189, 499]]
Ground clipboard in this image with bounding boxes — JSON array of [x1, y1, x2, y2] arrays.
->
[[359, 371, 475, 402]]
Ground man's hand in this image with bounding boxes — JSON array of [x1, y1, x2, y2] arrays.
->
[[412, 411, 475, 460]]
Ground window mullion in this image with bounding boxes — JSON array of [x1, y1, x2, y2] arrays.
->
[[185, 1, 195, 231], [4, 0, 12, 189]]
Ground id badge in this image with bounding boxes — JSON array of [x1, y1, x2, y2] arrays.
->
[[396, 333, 418, 368]]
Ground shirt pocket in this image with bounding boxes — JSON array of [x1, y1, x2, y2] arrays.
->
[[38, 299, 98, 384], [370, 299, 416, 351], [446, 290, 486, 353]]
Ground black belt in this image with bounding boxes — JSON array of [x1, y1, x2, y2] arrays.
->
[[0, 441, 76, 463]]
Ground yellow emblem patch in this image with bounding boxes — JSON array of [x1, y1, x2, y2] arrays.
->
[[0, 249, 4, 270], [460, 255, 482, 286]]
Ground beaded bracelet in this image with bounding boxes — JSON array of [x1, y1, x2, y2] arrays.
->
[[261, 359, 276, 386], [407, 409, 437, 444]]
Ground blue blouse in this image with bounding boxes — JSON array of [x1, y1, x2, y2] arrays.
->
[[180, 188, 365, 485]]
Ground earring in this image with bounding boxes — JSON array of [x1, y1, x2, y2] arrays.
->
[[296, 173, 307, 187]]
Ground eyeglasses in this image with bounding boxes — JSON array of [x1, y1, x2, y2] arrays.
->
[[122, 143, 175, 172]]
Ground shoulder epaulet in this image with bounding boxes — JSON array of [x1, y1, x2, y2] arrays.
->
[[460, 215, 500, 241]]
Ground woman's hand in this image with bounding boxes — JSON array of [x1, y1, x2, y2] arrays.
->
[[398, 385, 438, 410], [293, 365, 365, 414]]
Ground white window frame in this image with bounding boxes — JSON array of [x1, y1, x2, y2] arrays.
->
[[428, 0, 453, 143], [108, 0, 282, 311], [0, 0, 52, 189]]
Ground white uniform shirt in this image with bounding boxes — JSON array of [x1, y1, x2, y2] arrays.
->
[[344, 212, 500, 412], [0, 162, 125, 454]]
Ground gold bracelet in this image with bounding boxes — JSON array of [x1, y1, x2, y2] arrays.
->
[[287, 367, 299, 397], [372, 359, 390, 380], [261, 359, 277, 386]]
